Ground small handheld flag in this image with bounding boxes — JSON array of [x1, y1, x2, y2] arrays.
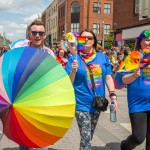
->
[[76, 36, 86, 51]]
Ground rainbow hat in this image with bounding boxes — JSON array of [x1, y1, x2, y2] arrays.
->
[[137, 30, 150, 43]]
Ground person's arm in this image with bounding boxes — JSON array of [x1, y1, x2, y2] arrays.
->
[[69, 60, 78, 83], [106, 74, 117, 110], [122, 69, 140, 84]]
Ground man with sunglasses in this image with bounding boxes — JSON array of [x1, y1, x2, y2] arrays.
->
[[19, 20, 53, 150], [29, 20, 54, 57], [10, 20, 54, 58]]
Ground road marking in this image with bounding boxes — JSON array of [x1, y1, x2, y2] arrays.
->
[[120, 123, 131, 132]]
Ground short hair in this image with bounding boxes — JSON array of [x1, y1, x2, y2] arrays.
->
[[80, 29, 97, 51], [29, 20, 45, 31]]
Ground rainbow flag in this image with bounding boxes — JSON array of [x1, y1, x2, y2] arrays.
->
[[117, 50, 150, 72], [123, 51, 140, 71], [77, 36, 86, 51], [117, 61, 125, 71], [115, 49, 150, 89]]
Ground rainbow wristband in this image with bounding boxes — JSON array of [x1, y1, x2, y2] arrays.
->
[[109, 91, 117, 98]]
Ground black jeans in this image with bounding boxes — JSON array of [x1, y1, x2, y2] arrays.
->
[[121, 111, 150, 150]]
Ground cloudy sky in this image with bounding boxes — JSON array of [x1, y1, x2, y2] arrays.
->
[[0, 0, 53, 42]]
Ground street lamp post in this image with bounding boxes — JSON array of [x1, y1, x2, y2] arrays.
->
[[102, 20, 105, 48]]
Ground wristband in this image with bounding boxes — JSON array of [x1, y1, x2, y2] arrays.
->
[[109, 91, 117, 98]]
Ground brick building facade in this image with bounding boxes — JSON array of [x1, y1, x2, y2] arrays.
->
[[57, 0, 113, 44], [113, 0, 150, 47]]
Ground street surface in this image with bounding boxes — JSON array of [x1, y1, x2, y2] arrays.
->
[[0, 88, 145, 150]]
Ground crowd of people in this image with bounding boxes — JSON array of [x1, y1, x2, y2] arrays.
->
[[1, 19, 150, 150]]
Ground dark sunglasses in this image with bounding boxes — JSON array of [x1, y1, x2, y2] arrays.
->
[[85, 36, 94, 40], [31, 31, 45, 36]]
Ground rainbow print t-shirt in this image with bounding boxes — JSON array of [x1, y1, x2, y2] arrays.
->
[[86, 64, 102, 88], [142, 65, 150, 84], [65, 52, 112, 112]]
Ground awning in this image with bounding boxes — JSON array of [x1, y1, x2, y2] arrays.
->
[[122, 25, 150, 40]]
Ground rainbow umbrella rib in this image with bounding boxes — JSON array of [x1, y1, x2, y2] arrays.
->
[[0, 47, 75, 148]]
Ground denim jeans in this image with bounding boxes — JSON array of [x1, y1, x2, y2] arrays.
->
[[19, 146, 48, 150]]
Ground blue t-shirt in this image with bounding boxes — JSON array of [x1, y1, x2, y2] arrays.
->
[[65, 52, 112, 112], [122, 67, 150, 113]]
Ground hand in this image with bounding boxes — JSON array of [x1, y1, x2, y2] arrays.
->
[[68, 42, 77, 54], [110, 97, 117, 110], [72, 60, 78, 72], [133, 69, 140, 78]]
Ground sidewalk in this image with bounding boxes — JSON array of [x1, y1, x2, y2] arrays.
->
[[0, 88, 145, 150]]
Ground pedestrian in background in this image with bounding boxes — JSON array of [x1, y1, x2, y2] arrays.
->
[[19, 20, 54, 150], [120, 30, 150, 150], [56, 47, 68, 67], [53, 46, 59, 56], [65, 29, 117, 150]]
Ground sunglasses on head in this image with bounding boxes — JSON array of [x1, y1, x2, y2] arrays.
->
[[85, 36, 94, 40], [31, 31, 45, 36]]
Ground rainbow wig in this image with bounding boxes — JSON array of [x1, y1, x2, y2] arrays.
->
[[137, 30, 150, 43]]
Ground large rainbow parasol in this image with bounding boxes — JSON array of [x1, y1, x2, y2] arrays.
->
[[0, 47, 75, 148]]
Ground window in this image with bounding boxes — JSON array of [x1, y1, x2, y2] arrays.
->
[[71, 2, 80, 13], [93, 2, 100, 13], [135, 0, 140, 14], [71, 23, 80, 32], [104, 24, 110, 35], [71, 2, 80, 24], [93, 23, 100, 35], [104, 3, 111, 14], [62, 6, 65, 17]]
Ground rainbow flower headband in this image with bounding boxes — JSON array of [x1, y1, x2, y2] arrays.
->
[[137, 30, 150, 43]]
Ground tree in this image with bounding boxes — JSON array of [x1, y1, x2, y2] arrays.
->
[[126, 40, 135, 50], [104, 33, 114, 49], [53, 38, 57, 45]]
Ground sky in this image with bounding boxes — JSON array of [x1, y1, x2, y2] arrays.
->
[[0, 0, 53, 43]]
